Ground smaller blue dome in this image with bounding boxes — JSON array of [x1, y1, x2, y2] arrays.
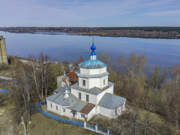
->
[[91, 43, 96, 50]]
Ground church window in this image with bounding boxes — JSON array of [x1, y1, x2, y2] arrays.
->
[[103, 79, 106, 85], [83, 80, 86, 86], [56, 106, 58, 110], [63, 108, 66, 112], [115, 108, 118, 115], [81, 114, 85, 118], [51, 103, 52, 108], [79, 92, 81, 100], [86, 95, 89, 102]]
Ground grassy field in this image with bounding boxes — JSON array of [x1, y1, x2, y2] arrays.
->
[[30, 113, 99, 135], [0, 91, 98, 135], [0, 92, 17, 135]]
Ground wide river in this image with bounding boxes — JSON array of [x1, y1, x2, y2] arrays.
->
[[0, 31, 180, 68]]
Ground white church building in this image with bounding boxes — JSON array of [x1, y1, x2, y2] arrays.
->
[[46, 43, 126, 121]]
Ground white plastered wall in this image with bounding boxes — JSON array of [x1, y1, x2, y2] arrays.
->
[[79, 75, 108, 89], [71, 82, 114, 105], [80, 67, 107, 75], [87, 106, 96, 121], [47, 100, 73, 118], [71, 88, 97, 104], [96, 83, 114, 104], [47, 99, 96, 121], [97, 105, 123, 119]]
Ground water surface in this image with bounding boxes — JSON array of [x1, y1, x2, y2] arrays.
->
[[0, 31, 180, 68]]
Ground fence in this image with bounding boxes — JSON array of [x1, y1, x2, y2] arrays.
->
[[37, 102, 111, 135], [38, 108, 84, 127], [84, 122, 110, 135], [0, 89, 8, 93]]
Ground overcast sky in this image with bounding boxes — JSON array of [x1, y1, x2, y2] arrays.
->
[[0, 0, 180, 27]]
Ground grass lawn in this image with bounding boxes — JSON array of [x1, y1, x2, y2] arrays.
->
[[30, 113, 99, 135]]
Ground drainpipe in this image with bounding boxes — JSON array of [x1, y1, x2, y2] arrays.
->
[[84, 121, 87, 128]]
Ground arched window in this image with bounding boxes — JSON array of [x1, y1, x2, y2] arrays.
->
[[83, 80, 86, 86]]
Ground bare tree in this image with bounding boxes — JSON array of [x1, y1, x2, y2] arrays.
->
[[29, 56, 42, 101], [131, 113, 138, 135], [29, 54, 50, 101], [38, 53, 50, 100], [13, 67, 32, 135]]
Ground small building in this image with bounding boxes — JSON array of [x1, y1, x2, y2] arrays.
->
[[57, 72, 78, 88], [46, 43, 126, 121], [0, 36, 8, 65]]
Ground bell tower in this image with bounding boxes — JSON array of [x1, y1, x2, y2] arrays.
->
[[78, 42, 109, 90], [0, 36, 8, 64]]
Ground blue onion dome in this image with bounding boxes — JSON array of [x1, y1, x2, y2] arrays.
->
[[79, 59, 106, 69], [79, 42, 106, 69], [91, 43, 96, 50]]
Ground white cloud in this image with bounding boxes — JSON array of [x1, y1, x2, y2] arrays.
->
[[0, 0, 180, 26]]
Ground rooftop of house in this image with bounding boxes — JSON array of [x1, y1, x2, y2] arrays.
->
[[71, 82, 114, 95], [80, 103, 95, 114], [47, 87, 96, 114], [53, 87, 68, 94], [98, 93, 126, 109], [47, 87, 87, 112], [66, 72, 78, 84], [48, 83, 125, 112]]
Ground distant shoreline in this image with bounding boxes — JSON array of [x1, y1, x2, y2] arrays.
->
[[0, 27, 180, 39]]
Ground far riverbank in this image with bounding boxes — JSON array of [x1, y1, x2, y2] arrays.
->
[[1, 27, 180, 39]]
